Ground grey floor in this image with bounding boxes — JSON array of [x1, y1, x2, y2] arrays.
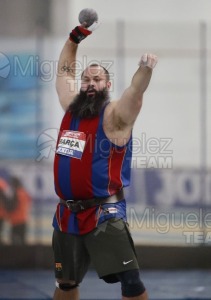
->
[[0, 269, 211, 299]]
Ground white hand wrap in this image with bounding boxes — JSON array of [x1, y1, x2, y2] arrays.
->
[[139, 53, 158, 69]]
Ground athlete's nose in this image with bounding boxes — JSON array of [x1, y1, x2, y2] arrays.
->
[[90, 78, 97, 86], [88, 83, 95, 90]]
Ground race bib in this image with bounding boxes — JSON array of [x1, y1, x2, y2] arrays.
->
[[56, 130, 86, 159]]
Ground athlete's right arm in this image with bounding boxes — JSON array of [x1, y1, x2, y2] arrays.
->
[[56, 23, 99, 111], [56, 40, 78, 111]]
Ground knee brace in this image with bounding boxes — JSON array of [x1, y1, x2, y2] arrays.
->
[[117, 269, 146, 297], [55, 281, 78, 291]]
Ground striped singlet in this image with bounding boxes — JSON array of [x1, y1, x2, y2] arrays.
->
[[53, 105, 132, 235]]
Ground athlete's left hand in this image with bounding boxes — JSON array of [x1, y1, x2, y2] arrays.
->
[[139, 53, 158, 69]]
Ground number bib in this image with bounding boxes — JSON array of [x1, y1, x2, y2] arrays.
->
[[56, 130, 86, 159]]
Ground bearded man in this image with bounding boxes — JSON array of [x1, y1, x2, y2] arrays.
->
[[52, 20, 157, 300]]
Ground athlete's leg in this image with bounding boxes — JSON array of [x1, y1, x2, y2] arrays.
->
[[85, 219, 148, 299], [117, 269, 148, 300], [52, 229, 90, 300]]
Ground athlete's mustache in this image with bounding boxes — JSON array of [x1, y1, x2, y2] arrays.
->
[[68, 88, 110, 119], [86, 87, 97, 95]]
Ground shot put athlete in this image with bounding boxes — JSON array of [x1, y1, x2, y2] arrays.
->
[[52, 11, 158, 300]]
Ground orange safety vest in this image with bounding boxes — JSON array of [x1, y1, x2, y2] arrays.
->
[[7, 187, 31, 225]]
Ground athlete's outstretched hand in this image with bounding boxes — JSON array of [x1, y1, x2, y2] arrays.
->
[[139, 53, 158, 69]]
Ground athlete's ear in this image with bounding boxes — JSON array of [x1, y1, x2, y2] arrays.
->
[[107, 81, 111, 90]]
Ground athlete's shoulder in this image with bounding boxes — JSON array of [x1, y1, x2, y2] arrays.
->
[[104, 100, 117, 116]]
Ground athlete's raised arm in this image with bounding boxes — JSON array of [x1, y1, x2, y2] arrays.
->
[[56, 23, 99, 111], [113, 54, 158, 129]]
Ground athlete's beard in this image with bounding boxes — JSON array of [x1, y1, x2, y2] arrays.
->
[[68, 88, 110, 119]]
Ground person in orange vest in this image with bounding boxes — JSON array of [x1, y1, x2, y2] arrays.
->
[[7, 176, 32, 245]]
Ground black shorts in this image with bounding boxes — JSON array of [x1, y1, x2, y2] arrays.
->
[[52, 218, 140, 283]]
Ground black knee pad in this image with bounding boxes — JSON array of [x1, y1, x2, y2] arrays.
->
[[117, 269, 146, 297], [55, 281, 79, 291]]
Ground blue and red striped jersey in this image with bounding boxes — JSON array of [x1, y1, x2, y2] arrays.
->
[[52, 105, 132, 235]]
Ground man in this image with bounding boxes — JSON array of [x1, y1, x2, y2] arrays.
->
[[52, 20, 157, 300]]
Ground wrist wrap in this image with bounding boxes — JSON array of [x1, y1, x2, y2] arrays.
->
[[69, 26, 91, 44]]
